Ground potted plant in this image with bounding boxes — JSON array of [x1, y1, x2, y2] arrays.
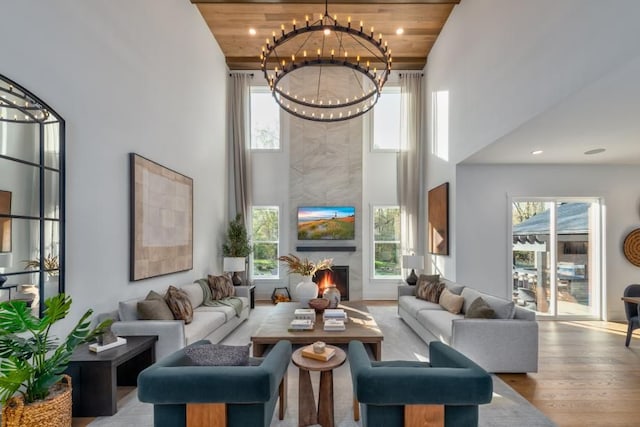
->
[[22, 253, 59, 278], [278, 254, 332, 306], [222, 214, 252, 285], [0, 293, 112, 426]]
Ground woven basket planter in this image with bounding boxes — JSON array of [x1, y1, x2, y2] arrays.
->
[[1, 375, 72, 427]]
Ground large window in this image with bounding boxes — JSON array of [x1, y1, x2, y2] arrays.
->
[[250, 88, 280, 150], [511, 198, 601, 319], [251, 206, 279, 279], [372, 87, 401, 151], [373, 206, 401, 278]]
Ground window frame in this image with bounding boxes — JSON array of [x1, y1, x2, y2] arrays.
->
[[370, 86, 401, 153], [371, 205, 402, 280], [250, 86, 282, 151], [250, 205, 280, 280]]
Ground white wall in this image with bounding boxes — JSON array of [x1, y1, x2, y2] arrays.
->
[[426, 0, 640, 287], [0, 0, 228, 333], [456, 164, 640, 321]]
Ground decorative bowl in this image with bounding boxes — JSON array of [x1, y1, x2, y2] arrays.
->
[[308, 298, 330, 313]]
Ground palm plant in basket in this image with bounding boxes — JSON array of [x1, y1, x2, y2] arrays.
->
[[0, 293, 112, 426]]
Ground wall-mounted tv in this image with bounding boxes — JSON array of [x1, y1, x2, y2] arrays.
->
[[297, 206, 355, 240]]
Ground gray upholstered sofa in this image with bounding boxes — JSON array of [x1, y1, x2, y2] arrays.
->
[[101, 283, 250, 360], [398, 279, 538, 373]]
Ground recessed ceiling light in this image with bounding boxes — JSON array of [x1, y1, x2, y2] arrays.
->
[[531, 150, 543, 155], [396, 28, 404, 35], [248, 28, 257, 36], [584, 148, 606, 155]]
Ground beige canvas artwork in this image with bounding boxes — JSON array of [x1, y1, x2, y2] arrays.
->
[[130, 154, 193, 281]]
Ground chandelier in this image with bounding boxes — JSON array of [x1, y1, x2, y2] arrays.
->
[[0, 76, 51, 123], [260, 0, 392, 122]]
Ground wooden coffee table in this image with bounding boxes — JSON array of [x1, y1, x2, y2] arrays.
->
[[251, 301, 384, 360]]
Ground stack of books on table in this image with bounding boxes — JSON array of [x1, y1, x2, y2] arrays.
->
[[323, 309, 347, 323], [301, 344, 336, 362], [294, 308, 316, 322], [288, 319, 314, 331], [323, 318, 346, 331]]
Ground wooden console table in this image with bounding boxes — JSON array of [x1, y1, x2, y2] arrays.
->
[[64, 335, 157, 416]]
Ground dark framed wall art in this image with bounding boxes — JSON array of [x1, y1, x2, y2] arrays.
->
[[428, 182, 449, 255], [130, 153, 193, 281]]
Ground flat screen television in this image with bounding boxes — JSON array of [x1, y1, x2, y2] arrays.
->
[[297, 206, 355, 240]]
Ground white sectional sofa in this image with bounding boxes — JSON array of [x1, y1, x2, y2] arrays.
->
[[100, 283, 250, 360], [398, 279, 538, 373]]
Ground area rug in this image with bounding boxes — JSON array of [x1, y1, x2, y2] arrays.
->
[[88, 304, 555, 426]]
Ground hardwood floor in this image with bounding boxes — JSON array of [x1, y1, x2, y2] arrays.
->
[[498, 320, 640, 427]]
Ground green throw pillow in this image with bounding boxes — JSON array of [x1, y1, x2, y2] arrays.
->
[[465, 297, 496, 319]]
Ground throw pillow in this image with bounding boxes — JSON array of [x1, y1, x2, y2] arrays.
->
[[164, 285, 194, 324], [416, 281, 445, 303], [416, 274, 440, 288], [137, 290, 175, 320], [464, 297, 496, 319], [208, 274, 235, 300], [184, 343, 250, 366], [439, 288, 465, 314]]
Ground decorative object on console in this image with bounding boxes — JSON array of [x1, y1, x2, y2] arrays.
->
[[402, 254, 424, 286], [260, 0, 392, 122], [223, 256, 246, 286], [130, 153, 193, 281], [428, 182, 449, 255], [0, 294, 112, 426], [322, 284, 341, 308]]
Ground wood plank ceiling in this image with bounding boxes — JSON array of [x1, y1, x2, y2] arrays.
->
[[191, 0, 460, 70]]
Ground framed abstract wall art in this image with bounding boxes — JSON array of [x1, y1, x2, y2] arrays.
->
[[130, 153, 193, 280], [428, 182, 449, 255]]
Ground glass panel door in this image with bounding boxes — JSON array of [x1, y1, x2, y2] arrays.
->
[[512, 199, 601, 319]]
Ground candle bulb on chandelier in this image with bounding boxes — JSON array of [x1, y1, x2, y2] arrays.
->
[[348, 16, 351, 28], [292, 19, 296, 30], [370, 27, 374, 38], [305, 15, 309, 27], [281, 24, 285, 36]]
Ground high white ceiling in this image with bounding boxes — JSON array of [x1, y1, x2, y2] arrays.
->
[[462, 54, 640, 165]]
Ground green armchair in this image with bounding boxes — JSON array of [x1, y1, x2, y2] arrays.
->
[[349, 340, 493, 427], [138, 339, 291, 427]]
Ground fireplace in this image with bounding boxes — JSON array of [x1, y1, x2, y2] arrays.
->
[[314, 266, 349, 301]]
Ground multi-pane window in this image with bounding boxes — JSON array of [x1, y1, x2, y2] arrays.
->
[[373, 206, 401, 278], [250, 88, 280, 149], [372, 87, 401, 151], [251, 206, 279, 279]]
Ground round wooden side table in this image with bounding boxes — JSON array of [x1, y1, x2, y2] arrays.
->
[[291, 345, 347, 427]]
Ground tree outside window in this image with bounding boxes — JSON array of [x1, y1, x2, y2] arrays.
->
[[373, 206, 401, 278], [252, 206, 279, 278]]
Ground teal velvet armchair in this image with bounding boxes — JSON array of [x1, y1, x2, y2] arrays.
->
[[349, 340, 493, 427], [138, 339, 291, 427]]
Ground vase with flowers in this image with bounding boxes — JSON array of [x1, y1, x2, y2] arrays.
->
[[278, 254, 333, 306]]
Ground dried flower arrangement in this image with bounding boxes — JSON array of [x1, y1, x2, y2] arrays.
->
[[277, 254, 332, 277]]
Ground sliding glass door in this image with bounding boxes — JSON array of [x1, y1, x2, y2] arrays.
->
[[511, 198, 602, 319]]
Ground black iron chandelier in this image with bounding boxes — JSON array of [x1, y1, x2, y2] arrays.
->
[[260, 0, 392, 122], [0, 76, 51, 123]]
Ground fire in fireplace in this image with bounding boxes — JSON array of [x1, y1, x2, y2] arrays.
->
[[314, 266, 349, 301]]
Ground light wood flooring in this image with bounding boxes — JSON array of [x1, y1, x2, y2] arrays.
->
[[72, 302, 640, 427], [498, 320, 640, 427]]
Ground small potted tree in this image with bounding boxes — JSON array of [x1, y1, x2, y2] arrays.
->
[[222, 214, 252, 285], [0, 294, 112, 426]]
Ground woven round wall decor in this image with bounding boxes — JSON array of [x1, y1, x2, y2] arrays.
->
[[623, 228, 640, 267]]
